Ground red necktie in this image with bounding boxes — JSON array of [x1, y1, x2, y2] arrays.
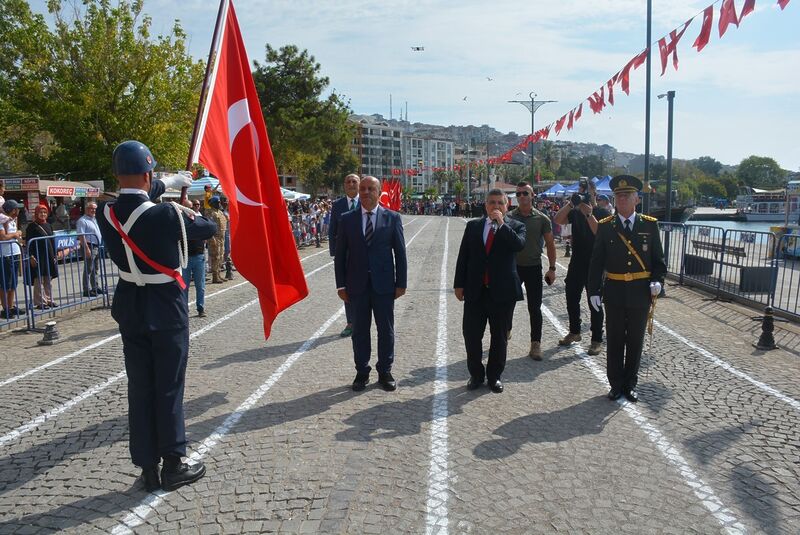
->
[[483, 225, 495, 285]]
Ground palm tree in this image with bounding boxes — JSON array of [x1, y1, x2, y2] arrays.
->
[[536, 141, 561, 172]]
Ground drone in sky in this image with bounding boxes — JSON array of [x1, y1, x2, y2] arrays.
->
[[411, 46, 425, 51]]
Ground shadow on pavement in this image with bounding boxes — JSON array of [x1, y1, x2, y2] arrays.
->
[[0, 487, 142, 532], [0, 392, 228, 498], [472, 396, 617, 460], [201, 334, 342, 370]]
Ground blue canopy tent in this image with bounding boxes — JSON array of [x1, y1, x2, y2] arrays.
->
[[188, 176, 222, 196], [539, 183, 566, 197], [592, 175, 613, 194]]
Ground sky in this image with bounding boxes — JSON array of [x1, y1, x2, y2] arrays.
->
[[29, 0, 800, 170]]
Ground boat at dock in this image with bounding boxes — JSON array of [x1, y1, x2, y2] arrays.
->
[[735, 182, 800, 223]]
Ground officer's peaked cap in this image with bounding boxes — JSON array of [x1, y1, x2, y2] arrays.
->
[[112, 140, 157, 175], [610, 175, 642, 194]]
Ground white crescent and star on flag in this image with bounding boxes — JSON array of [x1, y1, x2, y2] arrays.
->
[[228, 98, 268, 209]]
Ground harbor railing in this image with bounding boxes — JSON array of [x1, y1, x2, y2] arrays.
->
[[660, 223, 798, 320]]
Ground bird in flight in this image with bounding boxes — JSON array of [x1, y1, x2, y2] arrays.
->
[[462, 96, 468, 101], [486, 77, 493, 81], [411, 46, 424, 51], [515, 92, 522, 96]]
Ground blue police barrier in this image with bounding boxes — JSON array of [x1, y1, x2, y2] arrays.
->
[[23, 233, 109, 331]]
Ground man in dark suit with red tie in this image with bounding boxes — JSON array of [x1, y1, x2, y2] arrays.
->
[[335, 176, 407, 392], [454, 188, 526, 393]]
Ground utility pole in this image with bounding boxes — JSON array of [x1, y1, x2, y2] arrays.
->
[[509, 92, 556, 180], [643, 0, 653, 214]]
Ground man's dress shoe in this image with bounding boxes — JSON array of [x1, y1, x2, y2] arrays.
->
[[608, 389, 622, 401], [141, 467, 160, 493], [378, 373, 397, 391], [161, 460, 206, 492], [352, 373, 369, 392], [624, 389, 639, 403], [489, 380, 504, 393], [467, 377, 483, 390]]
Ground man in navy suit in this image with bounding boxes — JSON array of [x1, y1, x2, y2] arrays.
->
[[335, 176, 407, 392], [328, 173, 360, 337], [98, 141, 217, 492], [454, 188, 526, 393]]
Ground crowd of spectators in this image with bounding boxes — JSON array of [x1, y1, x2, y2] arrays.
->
[[288, 199, 331, 249]]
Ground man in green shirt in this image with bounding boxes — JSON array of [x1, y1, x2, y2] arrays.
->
[[508, 181, 557, 360]]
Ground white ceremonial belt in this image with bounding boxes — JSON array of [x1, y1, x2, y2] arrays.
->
[[118, 270, 175, 285]]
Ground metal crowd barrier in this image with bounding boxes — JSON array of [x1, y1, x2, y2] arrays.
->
[[0, 233, 115, 332], [660, 223, 798, 321]]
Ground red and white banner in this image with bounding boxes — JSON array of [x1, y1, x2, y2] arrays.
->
[[190, 0, 308, 339]]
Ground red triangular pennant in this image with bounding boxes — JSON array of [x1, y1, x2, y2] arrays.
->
[[555, 114, 568, 135], [740, 0, 756, 19], [659, 20, 691, 75], [567, 109, 575, 130], [620, 49, 648, 95], [719, 0, 740, 37], [574, 103, 583, 123], [607, 73, 618, 105], [778, 0, 790, 9], [693, 6, 714, 52]]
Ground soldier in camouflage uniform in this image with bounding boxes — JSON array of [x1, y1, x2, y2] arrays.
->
[[207, 196, 228, 284]]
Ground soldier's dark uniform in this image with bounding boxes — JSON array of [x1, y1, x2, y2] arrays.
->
[[588, 175, 666, 401], [98, 141, 217, 492]]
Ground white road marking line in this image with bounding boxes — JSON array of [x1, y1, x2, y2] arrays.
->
[[426, 218, 450, 535], [554, 257, 800, 413], [1, 216, 435, 444], [655, 320, 800, 412], [0, 282, 250, 389], [541, 304, 746, 534], [111, 306, 346, 535], [406, 220, 431, 247], [0, 300, 258, 449]]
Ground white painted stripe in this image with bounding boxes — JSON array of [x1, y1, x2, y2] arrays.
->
[[426, 218, 450, 535], [541, 304, 746, 534], [0, 299, 258, 449], [655, 320, 800, 412], [0, 248, 328, 389], [0, 282, 249, 389], [406, 220, 431, 247], [111, 306, 346, 535]]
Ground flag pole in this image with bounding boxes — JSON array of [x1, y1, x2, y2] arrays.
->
[[183, 0, 228, 203]]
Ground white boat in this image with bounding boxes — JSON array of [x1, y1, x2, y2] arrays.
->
[[736, 182, 800, 223]]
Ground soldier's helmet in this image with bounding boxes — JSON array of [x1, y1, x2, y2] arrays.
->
[[112, 140, 157, 175]]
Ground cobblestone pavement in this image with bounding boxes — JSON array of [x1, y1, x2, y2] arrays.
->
[[0, 215, 798, 534]]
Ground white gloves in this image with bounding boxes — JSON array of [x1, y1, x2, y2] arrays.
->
[[650, 281, 662, 296], [590, 295, 602, 312], [159, 170, 194, 190]]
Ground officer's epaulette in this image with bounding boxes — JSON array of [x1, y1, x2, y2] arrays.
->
[[598, 215, 614, 224], [640, 214, 658, 222]]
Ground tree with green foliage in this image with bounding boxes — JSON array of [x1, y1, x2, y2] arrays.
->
[[692, 156, 722, 177], [536, 141, 560, 173], [0, 0, 204, 188], [736, 155, 786, 189], [694, 176, 727, 199], [576, 154, 606, 178], [252, 44, 356, 198]]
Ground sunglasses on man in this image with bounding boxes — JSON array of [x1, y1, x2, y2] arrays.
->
[[516, 191, 531, 196]]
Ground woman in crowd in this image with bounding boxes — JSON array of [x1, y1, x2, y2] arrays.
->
[[26, 204, 59, 309]]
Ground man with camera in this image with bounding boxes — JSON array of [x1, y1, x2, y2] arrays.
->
[[552, 178, 611, 355]]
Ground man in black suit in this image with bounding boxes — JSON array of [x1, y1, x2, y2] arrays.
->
[[328, 173, 360, 337], [335, 176, 407, 392], [454, 188, 526, 393], [588, 175, 666, 403]]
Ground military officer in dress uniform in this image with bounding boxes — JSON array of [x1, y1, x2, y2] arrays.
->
[[588, 175, 666, 403], [98, 140, 217, 492]]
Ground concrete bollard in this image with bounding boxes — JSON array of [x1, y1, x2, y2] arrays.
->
[[753, 306, 778, 351], [37, 321, 62, 346]]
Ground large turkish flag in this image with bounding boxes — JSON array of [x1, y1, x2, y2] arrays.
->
[[191, 0, 308, 338]]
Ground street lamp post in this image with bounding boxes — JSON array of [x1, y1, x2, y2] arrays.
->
[[509, 92, 556, 180], [658, 90, 675, 261]]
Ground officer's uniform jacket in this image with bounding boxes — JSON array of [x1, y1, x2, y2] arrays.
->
[[98, 180, 217, 331], [588, 213, 666, 308]]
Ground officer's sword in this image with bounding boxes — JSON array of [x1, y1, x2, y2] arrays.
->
[[644, 294, 658, 377]]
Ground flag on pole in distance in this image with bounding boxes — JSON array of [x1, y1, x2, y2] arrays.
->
[[379, 180, 402, 211], [190, 0, 308, 338]]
